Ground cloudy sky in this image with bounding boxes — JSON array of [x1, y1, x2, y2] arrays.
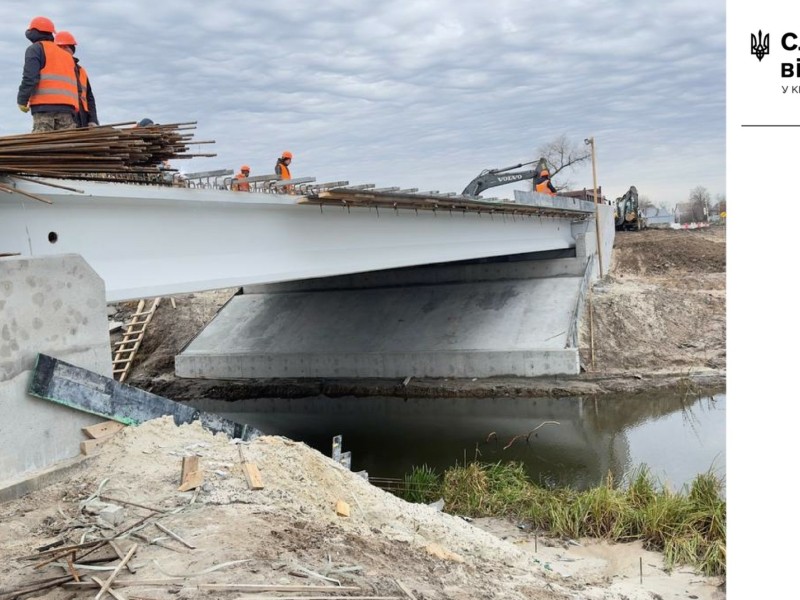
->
[[0, 0, 725, 204]]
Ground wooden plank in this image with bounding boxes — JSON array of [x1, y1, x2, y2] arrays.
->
[[178, 456, 203, 491], [80, 434, 117, 456], [238, 445, 264, 490], [82, 421, 126, 439], [177, 470, 203, 492], [180, 455, 199, 482], [108, 540, 136, 574], [93, 543, 137, 600], [242, 463, 264, 490], [28, 354, 264, 440], [90, 577, 126, 600], [154, 522, 196, 549]]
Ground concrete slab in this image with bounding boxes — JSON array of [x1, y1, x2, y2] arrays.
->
[[177, 275, 583, 379]]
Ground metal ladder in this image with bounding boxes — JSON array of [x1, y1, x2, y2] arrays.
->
[[112, 297, 161, 382]]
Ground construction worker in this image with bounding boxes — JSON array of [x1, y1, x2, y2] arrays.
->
[[54, 30, 98, 128], [534, 168, 557, 196], [232, 165, 251, 192], [275, 151, 292, 180], [17, 16, 80, 133]]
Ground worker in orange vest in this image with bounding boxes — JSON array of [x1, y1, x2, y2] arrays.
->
[[232, 165, 251, 192], [54, 30, 98, 128], [534, 168, 557, 196], [17, 16, 79, 132], [275, 151, 292, 180]]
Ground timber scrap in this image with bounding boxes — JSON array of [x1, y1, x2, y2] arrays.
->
[[300, 186, 592, 219]]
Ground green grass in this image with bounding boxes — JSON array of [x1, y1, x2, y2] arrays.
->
[[398, 461, 726, 577], [400, 464, 441, 504]]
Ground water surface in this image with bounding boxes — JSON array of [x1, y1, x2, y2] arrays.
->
[[189, 391, 725, 491]]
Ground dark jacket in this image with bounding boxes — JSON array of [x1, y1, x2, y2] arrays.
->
[[73, 57, 99, 126], [17, 29, 75, 114], [275, 159, 291, 179], [534, 175, 557, 195]]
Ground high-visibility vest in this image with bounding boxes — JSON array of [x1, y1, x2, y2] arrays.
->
[[77, 65, 89, 112], [29, 41, 79, 109], [276, 162, 291, 180], [232, 173, 250, 192], [536, 179, 556, 196]]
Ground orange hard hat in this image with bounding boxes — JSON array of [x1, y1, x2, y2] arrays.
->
[[241, 165, 250, 172], [54, 30, 77, 46], [281, 151, 293, 159], [28, 16, 55, 33]]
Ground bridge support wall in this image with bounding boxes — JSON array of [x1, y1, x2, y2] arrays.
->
[[0, 255, 109, 498]]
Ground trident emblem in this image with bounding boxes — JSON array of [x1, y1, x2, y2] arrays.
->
[[751, 30, 769, 61]]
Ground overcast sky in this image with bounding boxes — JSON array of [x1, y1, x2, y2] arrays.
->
[[0, 0, 725, 204]]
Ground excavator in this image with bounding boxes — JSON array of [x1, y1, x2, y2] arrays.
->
[[462, 158, 548, 197], [613, 185, 642, 230]]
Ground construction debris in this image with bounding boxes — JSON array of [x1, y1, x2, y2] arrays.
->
[[28, 354, 263, 440], [0, 416, 724, 599], [237, 444, 264, 490], [0, 121, 214, 183], [178, 455, 203, 492]]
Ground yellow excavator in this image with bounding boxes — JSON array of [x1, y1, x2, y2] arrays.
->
[[614, 186, 642, 230]]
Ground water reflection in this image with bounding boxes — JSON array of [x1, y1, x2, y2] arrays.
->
[[187, 391, 725, 491]]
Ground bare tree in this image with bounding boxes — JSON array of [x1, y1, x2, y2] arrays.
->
[[639, 194, 655, 212], [535, 134, 591, 190], [688, 185, 711, 222], [714, 192, 726, 214]]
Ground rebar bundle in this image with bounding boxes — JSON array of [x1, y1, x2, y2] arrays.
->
[[0, 121, 215, 183]]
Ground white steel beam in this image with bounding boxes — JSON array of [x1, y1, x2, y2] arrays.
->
[[1, 178, 587, 302]]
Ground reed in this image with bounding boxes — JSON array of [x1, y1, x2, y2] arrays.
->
[[401, 464, 441, 504], [401, 460, 726, 576]]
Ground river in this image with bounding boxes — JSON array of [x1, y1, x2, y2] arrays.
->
[[188, 391, 725, 493]]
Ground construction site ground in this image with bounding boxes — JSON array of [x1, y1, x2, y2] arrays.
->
[[0, 226, 726, 599]]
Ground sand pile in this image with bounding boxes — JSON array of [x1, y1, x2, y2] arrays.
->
[[0, 417, 583, 600]]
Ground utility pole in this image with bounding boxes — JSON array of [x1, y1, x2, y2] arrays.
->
[[584, 137, 604, 277]]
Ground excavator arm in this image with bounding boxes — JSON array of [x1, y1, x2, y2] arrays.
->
[[462, 158, 548, 197]]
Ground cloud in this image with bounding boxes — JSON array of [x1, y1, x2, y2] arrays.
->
[[0, 0, 725, 203]]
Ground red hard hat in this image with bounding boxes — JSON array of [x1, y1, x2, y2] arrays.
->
[[28, 16, 55, 33], [281, 151, 293, 159], [241, 165, 250, 172], [54, 30, 77, 46]]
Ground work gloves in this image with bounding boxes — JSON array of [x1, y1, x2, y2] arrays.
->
[[18, 104, 29, 113]]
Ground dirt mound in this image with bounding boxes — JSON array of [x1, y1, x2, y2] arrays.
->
[[581, 226, 726, 373], [0, 418, 579, 599], [612, 227, 726, 276]]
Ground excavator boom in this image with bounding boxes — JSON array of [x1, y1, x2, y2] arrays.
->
[[462, 157, 548, 197]]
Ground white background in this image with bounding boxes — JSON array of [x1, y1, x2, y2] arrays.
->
[[728, 2, 798, 597]]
